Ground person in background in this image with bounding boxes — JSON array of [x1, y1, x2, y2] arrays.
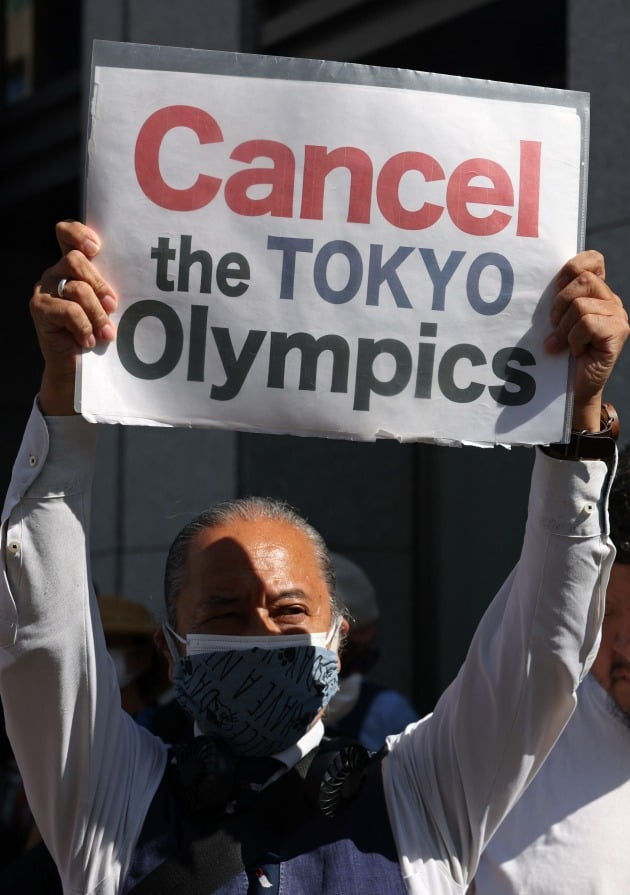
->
[[97, 593, 171, 730], [0, 702, 34, 866], [324, 553, 419, 751], [470, 443, 630, 895], [0, 594, 176, 893], [100, 592, 195, 745], [0, 594, 173, 893]]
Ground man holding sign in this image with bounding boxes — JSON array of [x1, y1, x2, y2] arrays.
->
[[0, 217, 627, 895]]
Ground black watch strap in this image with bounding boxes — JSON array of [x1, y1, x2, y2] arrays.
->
[[541, 402, 619, 462]]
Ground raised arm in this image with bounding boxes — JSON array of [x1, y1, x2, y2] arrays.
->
[[1, 221, 166, 895], [383, 249, 629, 889]]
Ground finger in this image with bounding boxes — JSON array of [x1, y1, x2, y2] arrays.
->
[[56, 280, 117, 343], [564, 311, 630, 359], [55, 220, 101, 259], [40, 250, 118, 318], [550, 270, 622, 328], [545, 307, 628, 356], [547, 294, 627, 351], [33, 268, 117, 346], [30, 286, 104, 351], [545, 306, 630, 365], [554, 249, 606, 291]]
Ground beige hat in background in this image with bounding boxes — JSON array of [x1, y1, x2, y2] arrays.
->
[[97, 593, 158, 638], [330, 553, 379, 629]]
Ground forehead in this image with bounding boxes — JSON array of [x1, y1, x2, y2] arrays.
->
[[186, 516, 326, 588]]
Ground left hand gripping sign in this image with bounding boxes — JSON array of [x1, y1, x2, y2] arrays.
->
[[79, 40, 589, 447]]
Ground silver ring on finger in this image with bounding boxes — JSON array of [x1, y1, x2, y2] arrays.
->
[[57, 278, 69, 298]]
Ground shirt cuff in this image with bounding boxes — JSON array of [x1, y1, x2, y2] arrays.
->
[[529, 448, 614, 538], [2, 397, 98, 522]]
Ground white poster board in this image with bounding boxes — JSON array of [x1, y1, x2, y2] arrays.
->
[[79, 40, 589, 446]]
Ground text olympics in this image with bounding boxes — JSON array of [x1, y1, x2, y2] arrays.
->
[[116, 295, 536, 414]]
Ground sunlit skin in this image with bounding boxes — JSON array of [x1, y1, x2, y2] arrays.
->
[[156, 517, 348, 681], [591, 562, 630, 714]]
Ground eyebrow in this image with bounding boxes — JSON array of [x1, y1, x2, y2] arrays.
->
[[196, 589, 315, 607]]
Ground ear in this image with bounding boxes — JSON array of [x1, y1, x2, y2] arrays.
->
[[154, 627, 176, 683], [337, 617, 350, 672]]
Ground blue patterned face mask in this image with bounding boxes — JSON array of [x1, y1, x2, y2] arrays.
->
[[163, 623, 341, 757]]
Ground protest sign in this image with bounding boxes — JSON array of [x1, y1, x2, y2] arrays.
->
[[79, 39, 589, 445]]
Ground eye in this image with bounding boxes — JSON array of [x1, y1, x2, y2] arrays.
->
[[273, 603, 308, 619], [193, 606, 243, 632]]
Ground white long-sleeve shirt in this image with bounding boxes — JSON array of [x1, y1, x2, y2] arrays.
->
[[472, 671, 630, 895], [0, 403, 615, 895]]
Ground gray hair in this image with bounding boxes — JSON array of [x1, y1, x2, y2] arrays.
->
[[163, 496, 344, 628]]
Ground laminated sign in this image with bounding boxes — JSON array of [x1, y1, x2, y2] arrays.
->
[[79, 39, 589, 445]]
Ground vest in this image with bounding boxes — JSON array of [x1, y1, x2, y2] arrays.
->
[[122, 746, 408, 895]]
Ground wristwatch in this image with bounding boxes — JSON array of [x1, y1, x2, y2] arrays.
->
[[541, 402, 619, 462]]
